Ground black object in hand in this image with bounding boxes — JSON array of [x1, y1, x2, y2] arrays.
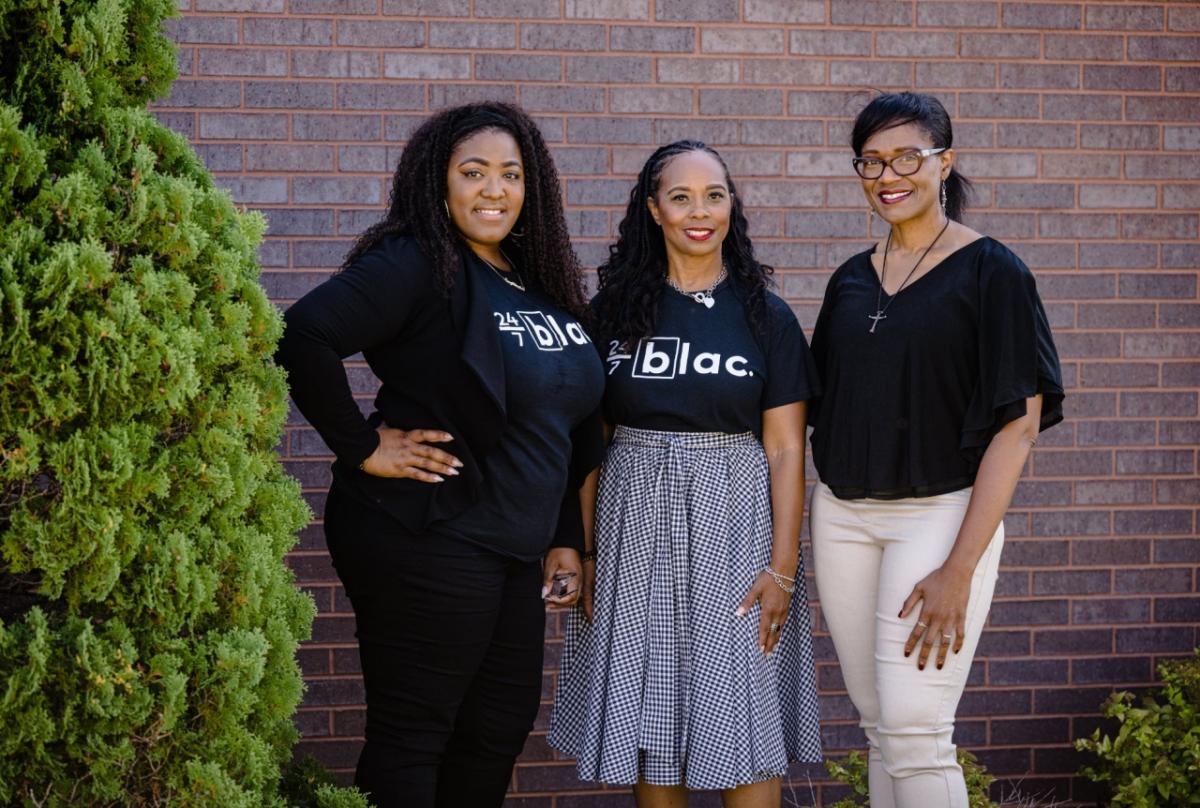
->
[[546, 571, 577, 599]]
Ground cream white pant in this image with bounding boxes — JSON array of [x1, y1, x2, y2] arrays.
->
[[810, 483, 1004, 808]]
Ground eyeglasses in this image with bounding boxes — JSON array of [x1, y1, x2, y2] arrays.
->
[[852, 147, 947, 180]]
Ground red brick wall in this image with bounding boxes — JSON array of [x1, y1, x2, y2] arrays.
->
[[157, 1, 1199, 804]]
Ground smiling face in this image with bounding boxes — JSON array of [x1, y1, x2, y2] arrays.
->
[[445, 127, 525, 261], [859, 122, 953, 228], [646, 149, 732, 264]]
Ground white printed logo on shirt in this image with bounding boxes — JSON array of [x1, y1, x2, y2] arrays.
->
[[607, 338, 752, 379], [494, 310, 591, 351]]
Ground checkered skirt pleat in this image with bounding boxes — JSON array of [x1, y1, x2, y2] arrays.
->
[[548, 426, 822, 790]]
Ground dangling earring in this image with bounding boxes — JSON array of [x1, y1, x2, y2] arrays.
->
[[443, 199, 450, 218], [939, 179, 947, 212]]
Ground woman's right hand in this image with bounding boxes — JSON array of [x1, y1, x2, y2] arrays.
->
[[359, 427, 461, 482]]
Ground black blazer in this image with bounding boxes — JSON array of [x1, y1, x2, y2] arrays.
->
[[276, 234, 603, 552]]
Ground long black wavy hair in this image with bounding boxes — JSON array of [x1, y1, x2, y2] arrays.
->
[[851, 91, 972, 222], [593, 140, 773, 347], [342, 101, 587, 318]]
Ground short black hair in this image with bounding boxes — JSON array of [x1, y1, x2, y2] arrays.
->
[[851, 92, 972, 221]]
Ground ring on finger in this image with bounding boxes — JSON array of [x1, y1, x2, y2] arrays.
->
[[768, 623, 781, 633], [941, 633, 952, 643], [916, 620, 928, 629]]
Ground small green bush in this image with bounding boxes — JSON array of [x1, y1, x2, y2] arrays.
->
[[826, 748, 998, 808], [280, 757, 370, 808], [1076, 649, 1200, 807]]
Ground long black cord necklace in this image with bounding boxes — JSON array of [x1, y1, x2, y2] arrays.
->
[[868, 218, 951, 334]]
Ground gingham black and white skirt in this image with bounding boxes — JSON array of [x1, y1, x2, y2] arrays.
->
[[549, 426, 822, 790]]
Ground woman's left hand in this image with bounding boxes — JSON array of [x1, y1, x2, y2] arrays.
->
[[900, 564, 973, 671], [736, 572, 791, 655], [542, 548, 582, 608]]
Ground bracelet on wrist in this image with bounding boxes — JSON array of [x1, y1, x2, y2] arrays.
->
[[764, 566, 796, 594], [766, 565, 795, 582], [581, 549, 597, 562]]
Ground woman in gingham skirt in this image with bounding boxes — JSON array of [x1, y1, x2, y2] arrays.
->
[[549, 141, 823, 806]]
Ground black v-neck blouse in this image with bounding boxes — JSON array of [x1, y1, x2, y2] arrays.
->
[[809, 236, 1064, 500]]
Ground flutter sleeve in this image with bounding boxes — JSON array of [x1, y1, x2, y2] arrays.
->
[[960, 242, 1064, 459], [805, 268, 839, 424]]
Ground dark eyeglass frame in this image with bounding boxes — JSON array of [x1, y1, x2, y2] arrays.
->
[[852, 147, 947, 180]]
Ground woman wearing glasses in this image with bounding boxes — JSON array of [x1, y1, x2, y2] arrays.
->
[[808, 92, 1063, 808]]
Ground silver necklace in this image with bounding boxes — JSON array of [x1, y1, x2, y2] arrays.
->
[[869, 219, 950, 333], [666, 265, 726, 309], [480, 254, 525, 292]]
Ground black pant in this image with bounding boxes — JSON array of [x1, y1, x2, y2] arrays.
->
[[324, 486, 545, 808]]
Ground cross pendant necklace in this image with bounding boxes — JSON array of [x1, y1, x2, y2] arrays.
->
[[869, 218, 950, 334]]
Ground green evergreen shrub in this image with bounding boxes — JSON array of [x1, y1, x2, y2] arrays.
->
[[280, 756, 370, 808], [1076, 650, 1200, 807], [825, 748, 998, 808], [0, 1, 362, 804]]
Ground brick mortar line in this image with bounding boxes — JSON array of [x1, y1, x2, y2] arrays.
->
[[170, 109, 1200, 124], [176, 10, 1193, 32], [171, 46, 1200, 62]]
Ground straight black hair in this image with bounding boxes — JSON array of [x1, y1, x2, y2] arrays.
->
[[851, 92, 972, 222]]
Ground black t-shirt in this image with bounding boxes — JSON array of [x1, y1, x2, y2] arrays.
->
[[602, 280, 820, 435], [432, 258, 605, 559], [809, 236, 1064, 500]]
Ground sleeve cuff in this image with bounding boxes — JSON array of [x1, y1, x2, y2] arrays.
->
[[339, 429, 381, 471]]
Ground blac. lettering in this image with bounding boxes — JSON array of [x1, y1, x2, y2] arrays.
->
[[693, 352, 720, 374], [640, 340, 674, 375]]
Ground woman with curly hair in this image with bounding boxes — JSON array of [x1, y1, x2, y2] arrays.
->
[[549, 141, 823, 806], [276, 102, 605, 808]]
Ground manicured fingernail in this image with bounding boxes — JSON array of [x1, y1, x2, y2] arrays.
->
[[734, 607, 746, 617], [918, 664, 924, 670], [432, 475, 444, 482], [447, 468, 459, 476], [452, 459, 463, 467], [904, 650, 910, 657], [541, 585, 550, 598], [937, 664, 943, 670]]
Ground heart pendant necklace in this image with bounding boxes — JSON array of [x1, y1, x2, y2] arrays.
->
[[667, 265, 726, 309]]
